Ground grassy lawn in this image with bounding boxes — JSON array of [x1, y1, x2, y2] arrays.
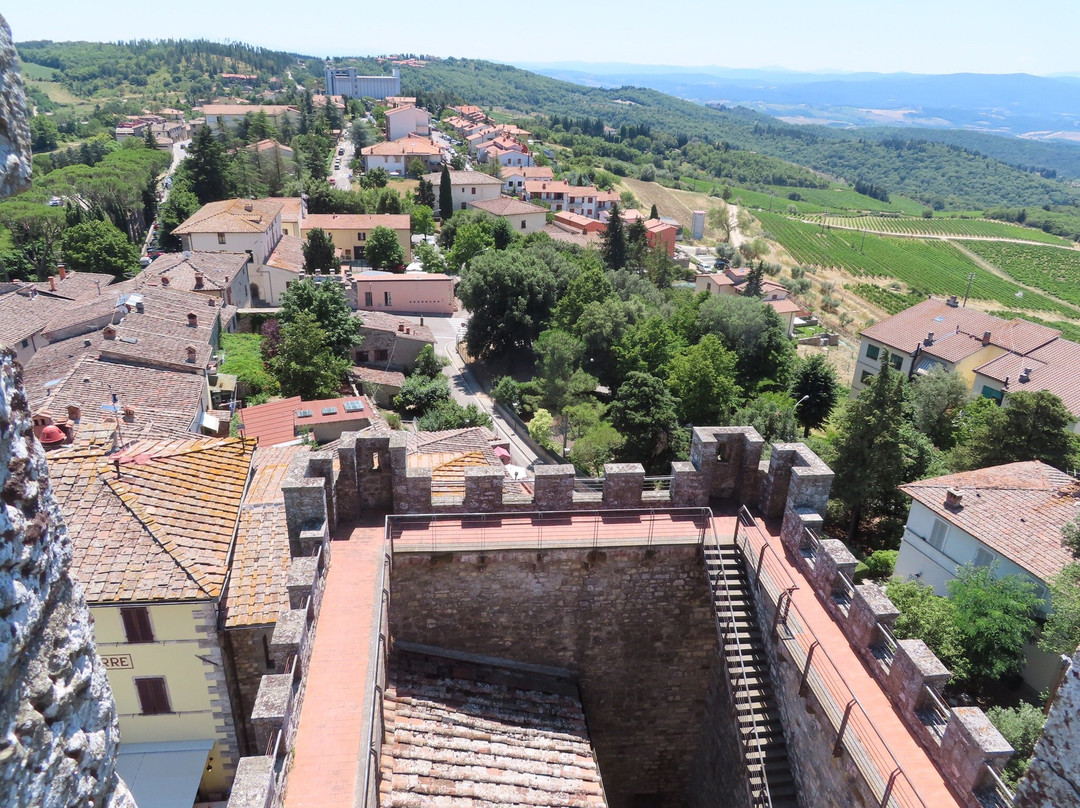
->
[[19, 60, 59, 80]]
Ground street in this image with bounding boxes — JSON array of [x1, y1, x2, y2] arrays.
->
[[330, 133, 354, 190]]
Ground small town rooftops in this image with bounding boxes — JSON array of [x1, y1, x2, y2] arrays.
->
[[361, 136, 442, 156], [469, 196, 547, 216], [900, 461, 1079, 583], [302, 213, 411, 231], [500, 165, 554, 180], [266, 234, 306, 273], [358, 311, 435, 342], [422, 169, 503, 186], [975, 337, 1080, 417], [144, 251, 250, 292], [173, 198, 284, 235]]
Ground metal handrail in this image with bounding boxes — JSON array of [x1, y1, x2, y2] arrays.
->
[[706, 515, 773, 808], [982, 763, 1015, 805], [358, 534, 393, 808], [918, 685, 950, 742], [736, 507, 930, 808]]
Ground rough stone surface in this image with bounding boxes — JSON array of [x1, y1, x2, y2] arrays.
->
[[390, 545, 716, 808], [1014, 650, 1080, 808], [0, 350, 136, 807], [227, 756, 275, 808], [689, 646, 754, 808], [602, 463, 644, 508], [0, 17, 32, 198], [533, 464, 575, 510]]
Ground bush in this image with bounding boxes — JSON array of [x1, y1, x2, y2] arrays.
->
[[385, 412, 402, 430], [863, 550, 898, 580], [220, 333, 280, 400], [986, 703, 1046, 786]]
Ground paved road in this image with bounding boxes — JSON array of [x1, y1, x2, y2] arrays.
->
[[330, 133, 354, 190], [394, 313, 541, 468]]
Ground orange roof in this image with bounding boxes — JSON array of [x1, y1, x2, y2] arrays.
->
[[238, 396, 303, 445], [173, 198, 283, 235], [302, 213, 411, 232]]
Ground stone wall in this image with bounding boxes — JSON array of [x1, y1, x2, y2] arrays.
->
[[0, 16, 32, 198], [1014, 649, 1080, 808], [689, 649, 754, 808], [390, 544, 717, 808], [223, 626, 276, 756], [0, 350, 136, 808]]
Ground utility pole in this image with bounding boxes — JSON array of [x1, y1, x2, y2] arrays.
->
[[962, 273, 975, 307]]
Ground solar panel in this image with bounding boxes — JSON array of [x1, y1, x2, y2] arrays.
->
[[343, 400, 364, 412], [321, 406, 338, 415], [296, 409, 313, 418]]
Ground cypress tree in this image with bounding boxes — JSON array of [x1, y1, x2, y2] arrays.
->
[[439, 165, 453, 220], [602, 202, 627, 270]]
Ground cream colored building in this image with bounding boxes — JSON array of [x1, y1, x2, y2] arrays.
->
[[301, 213, 412, 264]]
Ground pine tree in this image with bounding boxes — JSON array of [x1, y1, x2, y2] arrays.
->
[[602, 202, 627, 270], [439, 165, 454, 220], [185, 124, 229, 203], [649, 203, 659, 220], [743, 263, 764, 297]]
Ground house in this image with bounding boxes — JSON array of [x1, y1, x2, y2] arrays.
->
[[238, 395, 378, 446], [475, 136, 531, 165], [694, 268, 806, 333], [386, 96, 417, 108], [244, 139, 295, 169], [566, 186, 601, 218], [551, 210, 606, 234], [895, 461, 1079, 693], [449, 104, 488, 125], [642, 218, 679, 257], [0, 285, 88, 364], [351, 270, 455, 315], [142, 252, 252, 308], [354, 311, 436, 371], [300, 213, 412, 265], [501, 165, 554, 194], [469, 196, 548, 234], [971, 338, 1080, 431], [423, 170, 503, 216], [385, 105, 431, 142], [310, 94, 346, 111], [349, 365, 406, 407], [851, 297, 1063, 395], [45, 432, 257, 802], [596, 190, 619, 216], [360, 134, 443, 174], [264, 235, 307, 289], [522, 180, 574, 212], [172, 198, 286, 305], [199, 105, 299, 133]]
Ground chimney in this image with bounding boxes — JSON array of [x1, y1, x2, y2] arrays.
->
[[67, 404, 82, 422], [944, 488, 964, 509], [982, 330, 991, 345], [187, 312, 198, 327], [83, 339, 92, 347], [194, 271, 205, 289], [924, 332, 934, 346], [161, 275, 170, 287], [244, 202, 254, 212], [207, 296, 215, 307], [135, 301, 145, 314], [398, 323, 404, 332], [57, 264, 67, 280], [103, 326, 117, 340], [49, 276, 56, 291], [122, 406, 136, 423], [185, 345, 197, 363], [946, 295, 959, 307], [1019, 367, 1032, 383]]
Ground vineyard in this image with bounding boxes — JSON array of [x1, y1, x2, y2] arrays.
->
[[754, 211, 1077, 316], [679, 180, 928, 216], [962, 241, 1080, 308], [803, 214, 1074, 245], [845, 284, 926, 315]]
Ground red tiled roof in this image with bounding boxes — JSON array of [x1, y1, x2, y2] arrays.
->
[[470, 196, 547, 216], [975, 338, 1080, 417], [349, 365, 406, 388], [900, 461, 1079, 582], [237, 396, 303, 446], [302, 213, 411, 232], [266, 234, 306, 272]]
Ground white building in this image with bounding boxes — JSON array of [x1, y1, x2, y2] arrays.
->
[[323, 66, 400, 99], [469, 196, 548, 234], [423, 170, 503, 217], [895, 461, 1078, 693], [384, 105, 431, 142], [361, 135, 443, 174]]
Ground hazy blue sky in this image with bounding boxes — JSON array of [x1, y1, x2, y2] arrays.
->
[[5, 0, 1079, 75]]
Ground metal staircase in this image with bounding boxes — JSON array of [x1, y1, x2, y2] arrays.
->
[[704, 542, 799, 808]]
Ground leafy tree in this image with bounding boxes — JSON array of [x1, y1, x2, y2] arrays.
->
[[271, 311, 349, 399], [955, 390, 1080, 471], [30, 115, 60, 152], [394, 373, 451, 418], [862, 549, 898, 580], [572, 298, 628, 381], [698, 294, 796, 393], [0, 201, 66, 280], [551, 258, 614, 330], [666, 334, 741, 426], [358, 167, 389, 189], [533, 329, 586, 411], [1063, 513, 1080, 559], [948, 564, 1042, 685], [886, 578, 971, 683], [492, 217, 514, 250], [909, 366, 969, 449], [365, 226, 406, 269], [183, 124, 229, 203], [407, 157, 426, 178], [447, 221, 494, 270], [375, 188, 404, 214], [279, 278, 359, 358], [415, 178, 436, 209], [414, 240, 448, 274], [649, 203, 659, 220], [601, 202, 627, 270], [529, 408, 556, 451], [731, 393, 799, 445], [610, 371, 684, 473], [157, 187, 201, 252], [742, 263, 764, 298], [492, 375, 521, 407], [439, 165, 454, 219], [60, 219, 139, 279], [351, 120, 375, 149], [411, 205, 434, 236], [986, 703, 1046, 787], [644, 243, 682, 290], [790, 354, 842, 438], [570, 421, 625, 476], [616, 316, 685, 383], [417, 400, 493, 431], [1039, 562, 1080, 656], [414, 344, 448, 379], [302, 227, 342, 272], [708, 202, 732, 242]]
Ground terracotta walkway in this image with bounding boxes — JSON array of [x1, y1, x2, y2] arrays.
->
[[282, 518, 386, 808], [739, 514, 963, 808]]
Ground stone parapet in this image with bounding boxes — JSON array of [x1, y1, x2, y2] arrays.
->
[[671, 461, 707, 506], [812, 539, 858, 603], [464, 466, 504, 512], [402, 466, 432, 514], [287, 556, 319, 608], [269, 608, 307, 672], [887, 639, 951, 714], [848, 583, 898, 653], [690, 426, 763, 503], [225, 756, 275, 808], [939, 707, 1013, 795], [250, 674, 293, 754], [603, 463, 645, 508], [533, 464, 575, 510]]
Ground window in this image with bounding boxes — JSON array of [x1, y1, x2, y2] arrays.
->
[[860, 370, 875, 384], [135, 677, 171, 715], [375, 349, 389, 361], [384, 291, 392, 306], [973, 547, 996, 568], [364, 291, 373, 307], [461, 202, 467, 210], [927, 518, 949, 552], [865, 344, 880, 361], [890, 354, 904, 370], [520, 220, 527, 229], [981, 385, 1004, 405], [358, 232, 366, 241], [358, 350, 370, 363], [21, 339, 29, 348], [217, 233, 226, 244], [121, 607, 154, 644], [471, 187, 476, 195]]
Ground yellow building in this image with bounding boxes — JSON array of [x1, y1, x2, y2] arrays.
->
[[47, 427, 256, 806], [300, 213, 412, 264]]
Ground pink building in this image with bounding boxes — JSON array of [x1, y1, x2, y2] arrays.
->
[[350, 270, 455, 316]]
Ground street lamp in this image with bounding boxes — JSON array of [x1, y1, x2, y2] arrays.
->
[[794, 394, 811, 409]]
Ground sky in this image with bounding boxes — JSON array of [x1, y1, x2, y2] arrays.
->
[[5, 0, 1080, 76]]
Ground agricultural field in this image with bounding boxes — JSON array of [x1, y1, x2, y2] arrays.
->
[[805, 214, 1074, 245], [18, 60, 60, 80], [845, 283, 926, 315], [754, 211, 1076, 316], [962, 241, 1080, 308], [770, 185, 928, 215]]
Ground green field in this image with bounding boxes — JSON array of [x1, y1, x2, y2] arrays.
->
[[845, 283, 926, 315], [18, 60, 60, 80], [962, 241, 1080, 309], [754, 211, 1076, 315], [806, 214, 1074, 245], [678, 179, 927, 216]]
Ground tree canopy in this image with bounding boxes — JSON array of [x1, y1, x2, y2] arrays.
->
[[302, 228, 342, 272], [365, 226, 406, 269], [278, 278, 359, 358]]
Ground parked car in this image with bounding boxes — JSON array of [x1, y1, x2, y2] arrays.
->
[[329, 178, 336, 185]]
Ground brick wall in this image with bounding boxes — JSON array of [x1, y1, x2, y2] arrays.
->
[[390, 545, 718, 808]]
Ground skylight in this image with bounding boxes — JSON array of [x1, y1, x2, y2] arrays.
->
[[343, 400, 364, 412], [296, 409, 313, 418]]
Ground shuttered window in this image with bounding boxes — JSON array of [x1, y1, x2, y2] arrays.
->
[[121, 607, 154, 643], [135, 678, 171, 715]]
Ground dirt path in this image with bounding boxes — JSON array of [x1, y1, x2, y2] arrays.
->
[[728, 203, 746, 248]]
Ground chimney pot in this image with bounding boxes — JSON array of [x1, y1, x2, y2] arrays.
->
[[945, 488, 964, 508], [398, 323, 404, 332], [924, 331, 934, 346], [103, 326, 117, 340], [207, 297, 215, 307], [49, 276, 56, 291], [57, 264, 67, 280], [83, 338, 92, 347], [982, 330, 991, 345], [185, 345, 197, 362], [122, 406, 136, 422], [187, 312, 198, 327], [244, 202, 254, 212], [135, 301, 145, 314], [194, 271, 204, 289], [67, 404, 82, 422], [161, 275, 170, 286]]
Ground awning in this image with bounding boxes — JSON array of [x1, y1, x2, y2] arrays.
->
[[493, 445, 511, 462], [115, 739, 213, 808]]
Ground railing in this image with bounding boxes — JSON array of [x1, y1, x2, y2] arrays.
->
[[573, 476, 605, 493], [643, 475, 673, 491], [358, 538, 392, 808], [389, 508, 711, 554], [916, 684, 950, 742], [703, 516, 774, 808], [872, 623, 899, 670], [981, 763, 1015, 807], [735, 507, 931, 808]]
